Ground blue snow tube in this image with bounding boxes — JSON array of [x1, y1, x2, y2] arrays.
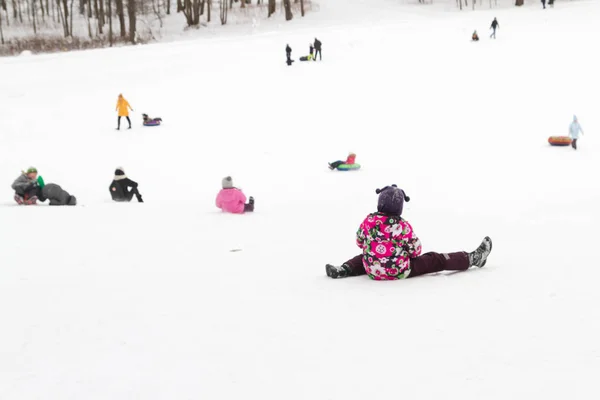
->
[[143, 120, 161, 127]]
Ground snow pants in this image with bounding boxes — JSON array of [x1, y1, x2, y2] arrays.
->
[[314, 49, 322, 60], [572, 139, 578, 150], [117, 116, 131, 129], [343, 252, 470, 278]]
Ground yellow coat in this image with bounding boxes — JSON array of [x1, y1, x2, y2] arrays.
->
[[116, 96, 132, 117]]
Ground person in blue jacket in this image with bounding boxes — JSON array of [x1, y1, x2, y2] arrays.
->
[[569, 115, 584, 150]]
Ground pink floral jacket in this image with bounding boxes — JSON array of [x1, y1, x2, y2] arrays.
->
[[356, 213, 422, 280]]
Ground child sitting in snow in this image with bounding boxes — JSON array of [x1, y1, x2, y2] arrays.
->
[[142, 114, 162, 125], [472, 31, 480, 41], [109, 167, 144, 203], [328, 153, 356, 170], [325, 185, 493, 280], [11, 167, 43, 205], [216, 176, 254, 214]]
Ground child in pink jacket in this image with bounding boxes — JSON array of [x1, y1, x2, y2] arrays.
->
[[216, 176, 255, 214], [326, 185, 492, 280]]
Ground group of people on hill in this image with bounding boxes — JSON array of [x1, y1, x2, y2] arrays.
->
[[11, 167, 255, 214], [472, 17, 499, 41], [285, 38, 322, 65]]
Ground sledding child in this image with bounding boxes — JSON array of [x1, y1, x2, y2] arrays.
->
[[11, 167, 43, 205], [329, 153, 356, 170], [325, 185, 493, 280], [109, 167, 144, 202], [142, 114, 162, 124], [569, 115, 584, 150], [472, 31, 479, 41], [216, 176, 254, 214], [38, 183, 77, 206]]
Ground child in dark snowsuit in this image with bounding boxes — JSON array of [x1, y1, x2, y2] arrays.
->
[[12, 167, 42, 205], [490, 18, 499, 39], [329, 153, 356, 170], [109, 167, 144, 203], [142, 114, 162, 124], [38, 183, 77, 206], [326, 185, 493, 280]]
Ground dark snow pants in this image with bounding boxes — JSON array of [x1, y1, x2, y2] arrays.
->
[[329, 160, 344, 169], [118, 116, 131, 129], [121, 187, 142, 202], [572, 139, 578, 150], [490, 29, 496, 39], [314, 49, 322, 60], [343, 252, 470, 278]]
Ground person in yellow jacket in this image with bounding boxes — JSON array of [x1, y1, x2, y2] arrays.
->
[[116, 94, 133, 130]]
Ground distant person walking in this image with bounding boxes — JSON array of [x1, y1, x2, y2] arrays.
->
[[286, 44, 292, 65], [314, 38, 322, 61], [490, 18, 499, 39], [116, 94, 133, 130], [569, 115, 584, 150]]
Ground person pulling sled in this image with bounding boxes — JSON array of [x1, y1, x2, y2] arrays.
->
[[490, 18, 499, 39], [109, 167, 144, 202], [326, 185, 493, 280], [313, 38, 322, 61], [116, 94, 133, 130]]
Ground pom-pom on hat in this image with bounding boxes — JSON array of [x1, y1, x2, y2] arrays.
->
[[222, 176, 234, 189], [376, 184, 410, 216]]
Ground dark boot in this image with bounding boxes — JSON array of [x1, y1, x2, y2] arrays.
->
[[468, 237, 493, 268], [325, 263, 352, 279]]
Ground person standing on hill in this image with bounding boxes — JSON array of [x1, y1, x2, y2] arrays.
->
[[490, 18, 499, 39], [116, 94, 133, 130], [314, 38, 322, 61], [286, 44, 293, 65], [569, 115, 584, 150]]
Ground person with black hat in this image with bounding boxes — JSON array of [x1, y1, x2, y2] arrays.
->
[[325, 185, 492, 280], [286, 44, 293, 66], [109, 167, 144, 203]]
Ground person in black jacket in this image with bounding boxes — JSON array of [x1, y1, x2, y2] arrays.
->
[[314, 38, 322, 61], [286, 44, 292, 65], [109, 167, 143, 203], [490, 18, 499, 39]]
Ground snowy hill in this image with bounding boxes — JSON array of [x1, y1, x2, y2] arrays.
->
[[1, 0, 600, 399]]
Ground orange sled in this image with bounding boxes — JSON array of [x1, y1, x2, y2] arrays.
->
[[548, 136, 572, 146]]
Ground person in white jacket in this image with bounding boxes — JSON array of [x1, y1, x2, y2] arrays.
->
[[569, 115, 584, 150]]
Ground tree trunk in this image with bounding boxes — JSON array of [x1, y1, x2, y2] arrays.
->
[[127, 0, 135, 43], [300, 0, 303, 16], [116, 0, 125, 36], [11, 0, 15, 19], [61, 0, 69, 35], [0, 8, 4, 45], [206, 0, 210, 21], [267, 0, 274, 17], [166, 0, 170, 14], [108, 0, 113, 45], [98, 0, 104, 32], [86, 0, 92, 37], [283, 0, 291, 20], [31, 0, 37, 33], [39, 0, 45, 18], [240, 0, 244, 8], [515, 0, 523, 5], [17, 0, 23, 22], [70, 0, 74, 35], [219, 0, 225, 24]]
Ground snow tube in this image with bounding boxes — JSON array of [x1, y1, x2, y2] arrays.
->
[[143, 120, 161, 127], [548, 136, 571, 146], [336, 163, 361, 171]]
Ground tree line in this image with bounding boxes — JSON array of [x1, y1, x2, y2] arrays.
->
[[0, 0, 310, 47]]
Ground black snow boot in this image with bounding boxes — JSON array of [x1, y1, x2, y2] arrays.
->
[[326, 263, 352, 279], [468, 236, 493, 268]]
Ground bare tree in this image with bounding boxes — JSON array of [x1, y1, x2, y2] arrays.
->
[[0, 5, 4, 44], [108, 0, 113, 45], [282, 0, 291, 20], [127, 0, 135, 42], [219, 0, 226, 24], [115, 0, 125, 36], [300, 0, 303, 17], [206, 0, 210, 22], [267, 0, 274, 17]]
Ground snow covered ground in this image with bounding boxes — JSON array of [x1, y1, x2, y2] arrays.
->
[[1, 0, 600, 399]]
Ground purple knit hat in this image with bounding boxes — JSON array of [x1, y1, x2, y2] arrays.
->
[[376, 185, 410, 216]]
